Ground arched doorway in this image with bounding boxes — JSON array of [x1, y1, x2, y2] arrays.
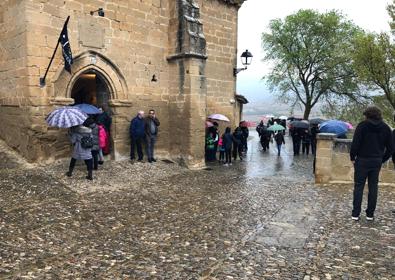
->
[[70, 70, 113, 157], [70, 70, 111, 114]]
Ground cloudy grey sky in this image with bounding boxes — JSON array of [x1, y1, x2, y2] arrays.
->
[[236, 0, 392, 103]]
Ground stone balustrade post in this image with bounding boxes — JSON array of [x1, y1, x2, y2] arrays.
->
[[315, 133, 336, 184]]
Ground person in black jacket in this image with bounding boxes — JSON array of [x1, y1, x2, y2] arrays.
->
[[274, 131, 285, 156], [232, 127, 244, 161], [222, 127, 233, 165], [145, 109, 160, 163], [240, 123, 249, 152], [392, 113, 395, 167], [350, 106, 393, 221]]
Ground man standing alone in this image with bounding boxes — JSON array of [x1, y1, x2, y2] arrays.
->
[[392, 113, 395, 168], [130, 111, 145, 162], [145, 109, 160, 163], [350, 106, 393, 221]]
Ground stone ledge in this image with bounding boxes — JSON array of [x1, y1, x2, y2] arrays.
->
[[316, 133, 336, 140], [49, 97, 74, 106], [167, 52, 208, 62], [108, 99, 133, 107]]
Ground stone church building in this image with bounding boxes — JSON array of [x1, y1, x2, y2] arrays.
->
[[0, 0, 247, 169]]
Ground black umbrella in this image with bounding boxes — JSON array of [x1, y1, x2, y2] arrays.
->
[[290, 120, 309, 129], [309, 118, 326, 125]]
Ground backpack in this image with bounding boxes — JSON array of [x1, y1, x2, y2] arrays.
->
[[80, 135, 94, 149]]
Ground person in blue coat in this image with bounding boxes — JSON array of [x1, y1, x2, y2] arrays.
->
[[129, 111, 145, 161]]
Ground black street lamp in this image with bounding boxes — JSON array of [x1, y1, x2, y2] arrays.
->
[[234, 49, 253, 76]]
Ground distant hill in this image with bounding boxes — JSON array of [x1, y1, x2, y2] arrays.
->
[[242, 100, 323, 122]]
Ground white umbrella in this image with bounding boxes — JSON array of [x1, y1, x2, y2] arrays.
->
[[207, 114, 230, 122]]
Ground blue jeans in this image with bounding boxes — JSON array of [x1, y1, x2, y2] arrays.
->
[[277, 144, 282, 156], [146, 135, 157, 160]]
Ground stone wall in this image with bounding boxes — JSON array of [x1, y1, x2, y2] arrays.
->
[[315, 133, 395, 186], [0, 0, 32, 158], [0, 0, 244, 167], [200, 0, 239, 126]]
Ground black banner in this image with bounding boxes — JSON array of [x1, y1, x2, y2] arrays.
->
[[60, 17, 73, 73]]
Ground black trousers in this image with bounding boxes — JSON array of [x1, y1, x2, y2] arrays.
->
[[293, 138, 301, 155], [68, 158, 93, 176], [225, 149, 232, 163], [233, 143, 243, 160], [352, 158, 382, 217], [91, 150, 99, 170], [311, 140, 317, 155], [130, 137, 144, 160], [302, 142, 310, 155]]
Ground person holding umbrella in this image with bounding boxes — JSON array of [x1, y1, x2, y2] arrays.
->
[[45, 106, 93, 180], [66, 124, 94, 180], [350, 106, 393, 221]]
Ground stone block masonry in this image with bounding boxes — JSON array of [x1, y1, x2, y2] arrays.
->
[[0, 0, 246, 167], [315, 133, 395, 186]]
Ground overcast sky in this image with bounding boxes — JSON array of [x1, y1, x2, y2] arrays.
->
[[236, 0, 393, 102]]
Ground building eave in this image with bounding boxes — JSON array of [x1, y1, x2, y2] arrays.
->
[[217, 0, 246, 7], [236, 94, 249, 104]]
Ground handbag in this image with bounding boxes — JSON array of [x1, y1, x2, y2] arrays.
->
[[80, 135, 94, 149]]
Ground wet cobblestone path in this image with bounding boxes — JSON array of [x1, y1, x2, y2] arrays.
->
[[0, 133, 394, 279]]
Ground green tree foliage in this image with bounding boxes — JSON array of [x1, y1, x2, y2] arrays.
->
[[353, 33, 395, 112], [262, 10, 362, 119], [387, 0, 395, 34], [321, 95, 395, 127]]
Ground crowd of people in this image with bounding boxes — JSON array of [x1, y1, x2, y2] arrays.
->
[[206, 122, 249, 165]]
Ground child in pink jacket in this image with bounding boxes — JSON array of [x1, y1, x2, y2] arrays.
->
[[98, 124, 108, 164]]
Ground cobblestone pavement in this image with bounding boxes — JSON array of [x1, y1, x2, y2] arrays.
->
[[0, 134, 394, 279]]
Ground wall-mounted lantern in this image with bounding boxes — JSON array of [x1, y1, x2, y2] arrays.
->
[[90, 8, 105, 17], [234, 49, 253, 76]]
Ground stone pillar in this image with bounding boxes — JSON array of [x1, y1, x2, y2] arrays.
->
[[315, 133, 336, 184], [167, 0, 207, 169]]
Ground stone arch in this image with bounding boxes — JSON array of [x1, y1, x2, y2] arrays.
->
[[50, 50, 128, 102]]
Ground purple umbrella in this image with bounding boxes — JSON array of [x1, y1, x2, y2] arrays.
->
[[46, 107, 88, 128]]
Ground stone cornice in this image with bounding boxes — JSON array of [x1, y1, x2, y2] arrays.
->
[[217, 0, 246, 7]]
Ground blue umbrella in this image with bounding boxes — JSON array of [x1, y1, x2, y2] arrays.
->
[[319, 120, 348, 136], [46, 107, 88, 128], [73, 103, 101, 114]]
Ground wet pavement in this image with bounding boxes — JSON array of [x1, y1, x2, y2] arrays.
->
[[0, 134, 394, 279]]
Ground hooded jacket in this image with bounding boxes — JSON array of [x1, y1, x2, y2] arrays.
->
[[392, 129, 395, 165], [69, 125, 93, 160], [350, 119, 393, 162]]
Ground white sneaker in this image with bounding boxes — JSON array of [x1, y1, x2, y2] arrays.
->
[[366, 216, 374, 221], [351, 216, 360, 221]]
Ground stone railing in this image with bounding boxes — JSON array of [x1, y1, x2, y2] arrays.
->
[[315, 133, 395, 186]]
